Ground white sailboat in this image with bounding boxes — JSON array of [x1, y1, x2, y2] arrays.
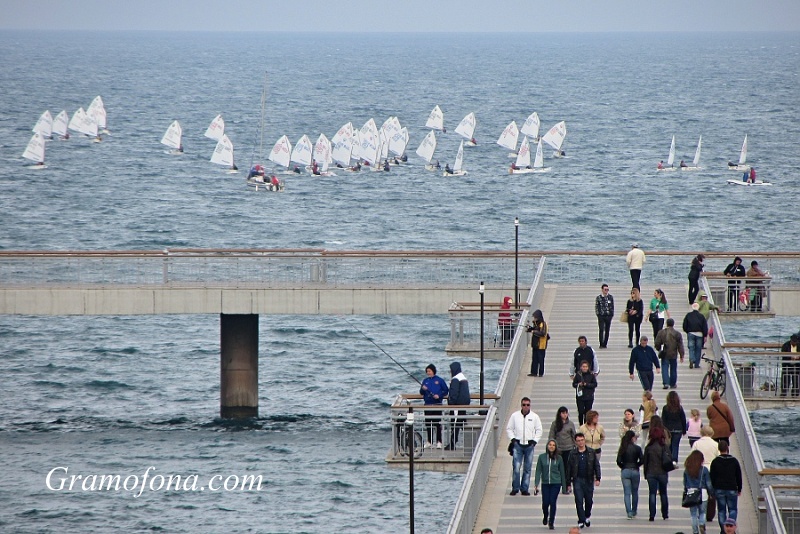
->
[[416, 130, 439, 171], [204, 114, 225, 141], [425, 105, 445, 132], [87, 96, 108, 134], [443, 140, 467, 176], [520, 112, 540, 141], [268, 135, 294, 173], [32, 110, 53, 139], [331, 122, 354, 168], [22, 132, 46, 168], [728, 135, 749, 170], [681, 136, 703, 171], [509, 136, 535, 174], [160, 120, 183, 154], [312, 134, 336, 176], [657, 135, 676, 171], [389, 126, 409, 162], [247, 73, 284, 191], [359, 119, 380, 167], [454, 112, 477, 146], [497, 120, 519, 157], [542, 121, 567, 157], [210, 134, 238, 173], [68, 107, 98, 139], [290, 134, 313, 168], [52, 110, 70, 140], [532, 139, 551, 173]]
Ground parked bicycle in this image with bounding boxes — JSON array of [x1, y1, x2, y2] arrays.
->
[[700, 354, 727, 399], [396, 419, 424, 459]]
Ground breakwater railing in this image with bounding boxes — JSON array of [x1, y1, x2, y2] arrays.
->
[[446, 257, 546, 534], [703, 279, 796, 534], [1, 250, 798, 288]]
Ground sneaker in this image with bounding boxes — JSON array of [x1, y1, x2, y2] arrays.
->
[[521, 491, 530, 496], [663, 385, 669, 389], [578, 523, 585, 529], [548, 524, 554, 530], [509, 490, 518, 496], [626, 514, 632, 520], [435, 441, 442, 449], [628, 344, 634, 348], [424, 441, 432, 449], [585, 519, 591, 527]]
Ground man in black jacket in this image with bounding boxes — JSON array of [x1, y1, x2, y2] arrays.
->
[[595, 284, 614, 349], [628, 336, 661, 392], [781, 334, 800, 397], [682, 303, 709, 369], [446, 362, 470, 450], [710, 441, 742, 533], [569, 335, 599, 378], [566, 433, 601, 528]]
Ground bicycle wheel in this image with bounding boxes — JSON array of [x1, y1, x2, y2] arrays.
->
[[399, 429, 425, 459], [716, 371, 727, 397], [700, 370, 713, 399]]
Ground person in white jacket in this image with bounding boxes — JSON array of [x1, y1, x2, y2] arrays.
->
[[626, 243, 646, 290], [506, 397, 543, 495]]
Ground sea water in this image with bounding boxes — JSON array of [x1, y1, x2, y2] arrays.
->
[[0, 31, 798, 532]]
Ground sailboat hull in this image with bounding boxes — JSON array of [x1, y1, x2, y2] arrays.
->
[[728, 164, 749, 171], [657, 167, 676, 172], [726, 179, 771, 187], [443, 170, 467, 177], [680, 166, 702, 171]]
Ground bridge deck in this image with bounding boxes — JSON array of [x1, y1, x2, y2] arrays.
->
[[473, 284, 757, 533]]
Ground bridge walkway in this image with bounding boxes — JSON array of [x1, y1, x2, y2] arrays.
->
[[473, 284, 757, 533]]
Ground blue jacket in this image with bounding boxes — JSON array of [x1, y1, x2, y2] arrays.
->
[[629, 344, 660, 374], [420, 375, 449, 405]]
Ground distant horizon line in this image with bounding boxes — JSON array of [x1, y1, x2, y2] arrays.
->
[[1, 28, 798, 34]]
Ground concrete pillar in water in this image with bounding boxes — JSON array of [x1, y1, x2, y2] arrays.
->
[[220, 314, 258, 418]]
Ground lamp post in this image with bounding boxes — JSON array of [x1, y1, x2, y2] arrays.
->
[[406, 407, 415, 534], [479, 281, 485, 406], [514, 217, 519, 307]]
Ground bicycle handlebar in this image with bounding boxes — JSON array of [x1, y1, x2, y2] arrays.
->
[[701, 356, 724, 366]]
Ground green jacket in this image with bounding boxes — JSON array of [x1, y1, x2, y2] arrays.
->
[[696, 299, 719, 320], [534, 452, 568, 492]]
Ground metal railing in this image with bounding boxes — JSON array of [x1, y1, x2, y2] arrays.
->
[[446, 257, 546, 534], [705, 275, 773, 313], [448, 309, 524, 352]]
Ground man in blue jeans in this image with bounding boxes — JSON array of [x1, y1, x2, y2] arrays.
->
[[682, 303, 708, 369], [566, 433, 601, 528], [710, 440, 742, 532], [505, 397, 543, 496], [654, 318, 685, 389]]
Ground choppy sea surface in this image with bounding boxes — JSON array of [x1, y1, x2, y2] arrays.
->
[[0, 31, 798, 533]]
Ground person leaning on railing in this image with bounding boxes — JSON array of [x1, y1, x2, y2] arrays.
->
[[745, 260, 768, 311]]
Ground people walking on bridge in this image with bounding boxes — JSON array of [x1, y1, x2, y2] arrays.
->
[[572, 361, 597, 425], [565, 433, 601, 528], [688, 254, 705, 304], [683, 303, 709, 369], [683, 449, 714, 534], [707, 390, 735, 446], [616, 429, 643, 520], [446, 361, 470, 450], [629, 335, 661, 392], [626, 287, 644, 347], [534, 439, 568, 530], [626, 243, 646, 289], [655, 318, 685, 389], [420, 363, 448, 449], [647, 288, 670, 338], [710, 440, 742, 532], [527, 309, 549, 377], [578, 410, 605, 457], [595, 283, 614, 349], [662, 390, 687, 463], [506, 397, 543, 496], [548, 406, 577, 468], [643, 426, 671, 522], [569, 336, 599, 379], [691, 425, 720, 523]]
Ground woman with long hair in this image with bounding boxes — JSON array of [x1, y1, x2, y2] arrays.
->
[[647, 289, 670, 338], [662, 390, 687, 463], [683, 449, 714, 534], [643, 426, 670, 521], [578, 410, 605, 457], [548, 406, 576, 467], [688, 254, 705, 304], [534, 439, 568, 530], [639, 391, 658, 443], [626, 287, 644, 348], [616, 430, 643, 519]]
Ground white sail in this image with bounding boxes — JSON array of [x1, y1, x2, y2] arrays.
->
[[389, 127, 409, 157], [210, 134, 234, 167], [160, 120, 182, 149], [425, 105, 444, 131], [739, 135, 748, 165], [693, 136, 702, 166], [68, 107, 98, 137], [514, 136, 531, 168], [22, 132, 46, 164], [313, 134, 333, 171], [351, 129, 362, 161], [52, 110, 69, 138], [379, 129, 389, 161], [453, 140, 465, 172], [204, 114, 225, 141], [359, 119, 380, 165], [667, 135, 676, 166], [542, 121, 567, 152], [533, 139, 546, 169], [290, 134, 313, 166], [331, 122, 354, 166], [268, 135, 292, 168], [454, 112, 476, 141], [32, 110, 53, 138], [87, 96, 107, 130], [415, 130, 437, 163], [496, 120, 519, 152], [520, 112, 540, 139]]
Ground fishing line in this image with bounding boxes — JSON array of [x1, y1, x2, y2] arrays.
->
[[337, 315, 422, 385]]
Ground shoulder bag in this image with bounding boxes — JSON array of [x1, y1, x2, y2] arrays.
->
[[661, 445, 676, 472], [682, 471, 704, 508]]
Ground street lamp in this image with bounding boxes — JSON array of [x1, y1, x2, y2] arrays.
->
[[514, 217, 519, 307], [479, 281, 485, 406], [406, 407, 415, 534]]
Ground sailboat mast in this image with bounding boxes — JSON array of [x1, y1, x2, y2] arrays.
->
[[259, 72, 267, 163]]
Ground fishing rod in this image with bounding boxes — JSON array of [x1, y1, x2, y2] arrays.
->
[[337, 315, 422, 385]]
